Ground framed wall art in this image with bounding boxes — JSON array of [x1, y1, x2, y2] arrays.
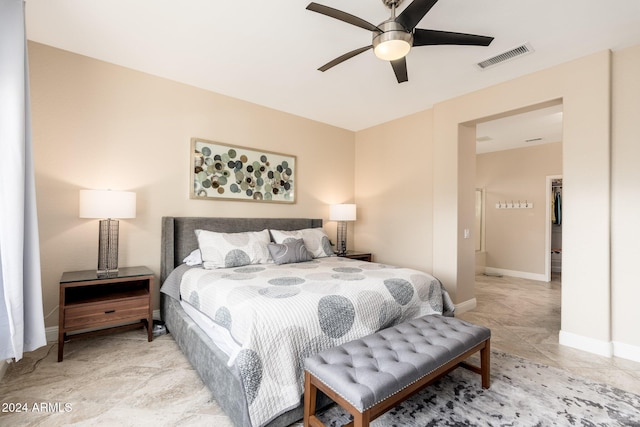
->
[[190, 138, 296, 203]]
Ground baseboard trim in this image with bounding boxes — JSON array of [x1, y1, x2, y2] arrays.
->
[[0, 359, 9, 383], [45, 309, 162, 344], [45, 326, 58, 343], [613, 341, 640, 363], [455, 298, 477, 315], [559, 330, 613, 358], [484, 267, 547, 282]]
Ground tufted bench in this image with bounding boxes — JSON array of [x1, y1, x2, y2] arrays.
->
[[303, 314, 491, 427]]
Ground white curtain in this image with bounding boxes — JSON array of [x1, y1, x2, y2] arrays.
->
[[0, 0, 47, 361]]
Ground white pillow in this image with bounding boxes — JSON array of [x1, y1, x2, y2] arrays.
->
[[269, 228, 334, 258], [183, 249, 203, 266], [195, 229, 271, 269]]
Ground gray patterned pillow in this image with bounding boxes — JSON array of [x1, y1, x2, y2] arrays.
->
[[267, 239, 313, 265], [270, 228, 334, 258]]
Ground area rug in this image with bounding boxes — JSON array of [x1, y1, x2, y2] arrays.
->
[[314, 352, 640, 426]]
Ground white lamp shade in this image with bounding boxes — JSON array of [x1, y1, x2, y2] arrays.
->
[[79, 190, 136, 219], [329, 204, 356, 221]]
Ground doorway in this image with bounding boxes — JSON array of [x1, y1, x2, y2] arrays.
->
[[545, 175, 563, 282], [475, 103, 563, 281]]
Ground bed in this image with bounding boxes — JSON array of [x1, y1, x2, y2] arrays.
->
[[160, 217, 454, 427]]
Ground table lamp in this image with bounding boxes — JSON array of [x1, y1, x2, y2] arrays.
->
[[79, 189, 136, 276], [329, 203, 356, 256]]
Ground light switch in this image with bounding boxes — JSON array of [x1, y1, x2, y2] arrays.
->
[[464, 228, 470, 239]]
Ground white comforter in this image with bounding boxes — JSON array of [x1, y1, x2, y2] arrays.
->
[[179, 256, 453, 427]]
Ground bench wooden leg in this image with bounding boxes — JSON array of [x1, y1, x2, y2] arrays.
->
[[481, 339, 491, 389], [352, 410, 371, 427], [304, 371, 317, 427]]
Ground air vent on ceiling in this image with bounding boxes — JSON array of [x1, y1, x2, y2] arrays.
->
[[477, 43, 534, 70]]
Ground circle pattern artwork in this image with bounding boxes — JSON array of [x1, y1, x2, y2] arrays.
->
[[193, 142, 294, 202]]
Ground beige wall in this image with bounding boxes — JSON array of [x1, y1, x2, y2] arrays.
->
[[611, 44, 640, 352], [354, 110, 433, 271], [476, 142, 563, 276], [356, 50, 620, 356], [28, 42, 355, 328], [433, 51, 611, 349]]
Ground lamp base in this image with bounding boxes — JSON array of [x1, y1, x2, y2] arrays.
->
[[97, 219, 119, 276], [96, 269, 119, 278], [336, 221, 347, 256]]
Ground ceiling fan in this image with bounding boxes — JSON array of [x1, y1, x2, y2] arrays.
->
[[306, 0, 494, 83]]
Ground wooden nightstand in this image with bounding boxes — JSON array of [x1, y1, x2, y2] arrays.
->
[[342, 251, 373, 262], [58, 266, 155, 362]]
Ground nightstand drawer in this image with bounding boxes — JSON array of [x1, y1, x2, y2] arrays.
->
[[64, 296, 149, 330]]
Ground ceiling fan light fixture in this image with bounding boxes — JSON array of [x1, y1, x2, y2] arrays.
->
[[374, 38, 411, 60], [372, 20, 413, 61]]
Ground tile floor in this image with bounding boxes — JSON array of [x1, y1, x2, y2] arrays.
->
[[1, 273, 639, 426], [458, 273, 640, 395]]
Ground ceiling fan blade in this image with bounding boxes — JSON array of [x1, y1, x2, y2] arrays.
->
[[396, 0, 439, 31], [413, 28, 494, 46], [390, 57, 408, 83], [318, 45, 373, 72], [306, 3, 380, 32]]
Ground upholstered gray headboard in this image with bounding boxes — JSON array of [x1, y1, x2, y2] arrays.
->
[[160, 217, 323, 284]]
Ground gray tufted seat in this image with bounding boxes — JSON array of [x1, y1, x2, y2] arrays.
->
[[303, 315, 491, 427]]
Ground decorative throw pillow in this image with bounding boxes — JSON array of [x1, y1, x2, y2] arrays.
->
[[267, 239, 313, 265], [195, 229, 271, 269], [182, 249, 203, 266], [269, 228, 334, 258]]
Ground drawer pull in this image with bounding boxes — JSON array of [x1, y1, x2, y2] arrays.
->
[[105, 309, 116, 314]]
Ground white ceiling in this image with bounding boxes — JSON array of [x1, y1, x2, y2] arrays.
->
[[25, 0, 640, 133], [476, 104, 563, 154]]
